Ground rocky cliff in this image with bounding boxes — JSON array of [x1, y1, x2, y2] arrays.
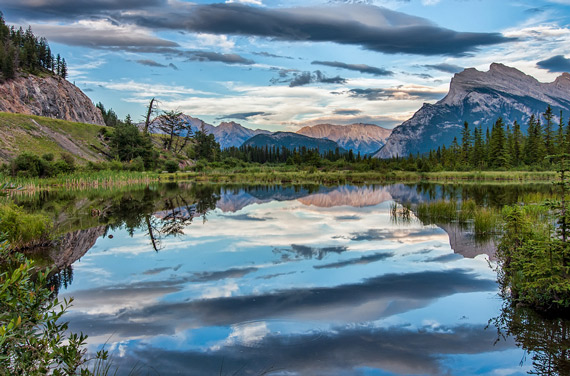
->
[[297, 123, 392, 155], [374, 63, 570, 158], [0, 74, 104, 125]]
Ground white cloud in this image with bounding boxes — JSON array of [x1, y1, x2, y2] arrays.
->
[[226, 0, 263, 5]]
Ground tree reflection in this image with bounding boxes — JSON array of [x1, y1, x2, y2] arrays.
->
[[104, 184, 220, 251], [491, 304, 570, 375]]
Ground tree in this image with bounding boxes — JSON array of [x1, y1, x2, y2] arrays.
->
[[110, 116, 154, 168], [461, 121, 471, 165]]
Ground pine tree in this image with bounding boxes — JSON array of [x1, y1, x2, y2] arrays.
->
[[488, 118, 509, 168], [543, 105, 555, 156], [461, 121, 471, 165], [512, 120, 523, 167]]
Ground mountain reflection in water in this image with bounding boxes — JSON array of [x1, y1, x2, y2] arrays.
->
[[18, 183, 563, 375]]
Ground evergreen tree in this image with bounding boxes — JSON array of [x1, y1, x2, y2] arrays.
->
[[543, 105, 555, 156], [512, 120, 523, 167], [488, 118, 509, 168], [461, 121, 471, 165]]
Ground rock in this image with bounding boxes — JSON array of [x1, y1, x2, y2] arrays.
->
[[374, 63, 570, 158], [0, 74, 105, 125]]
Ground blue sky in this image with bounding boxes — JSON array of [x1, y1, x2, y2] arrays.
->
[[2, 0, 570, 131]]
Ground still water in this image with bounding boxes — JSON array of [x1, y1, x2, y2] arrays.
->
[[23, 183, 566, 375]]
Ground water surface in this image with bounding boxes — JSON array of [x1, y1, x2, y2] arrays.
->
[[23, 183, 565, 375]]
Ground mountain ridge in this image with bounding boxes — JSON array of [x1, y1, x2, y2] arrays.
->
[[296, 123, 392, 155], [374, 63, 570, 158]]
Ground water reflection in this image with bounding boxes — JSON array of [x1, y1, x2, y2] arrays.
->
[[14, 182, 560, 375], [491, 304, 570, 375]]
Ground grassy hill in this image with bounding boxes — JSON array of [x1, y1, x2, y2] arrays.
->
[[0, 112, 108, 164]]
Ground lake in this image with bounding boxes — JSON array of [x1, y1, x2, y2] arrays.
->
[[18, 183, 568, 375]]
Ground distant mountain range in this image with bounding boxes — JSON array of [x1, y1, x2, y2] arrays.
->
[[297, 123, 392, 155], [243, 132, 345, 154], [149, 115, 391, 153], [375, 63, 570, 158]]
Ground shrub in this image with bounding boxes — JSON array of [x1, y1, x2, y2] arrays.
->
[[164, 160, 179, 173], [0, 204, 51, 248]]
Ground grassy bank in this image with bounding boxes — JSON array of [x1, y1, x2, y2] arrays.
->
[[0, 167, 559, 191]]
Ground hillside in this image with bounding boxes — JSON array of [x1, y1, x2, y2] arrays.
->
[[297, 123, 392, 154], [375, 63, 570, 158], [0, 112, 108, 163], [242, 132, 344, 154], [0, 74, 104, 126]]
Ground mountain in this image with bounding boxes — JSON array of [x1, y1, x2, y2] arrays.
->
[[242, 132, 344, 154], [374, 63, 570, 158], [148, 116, 270, 149], [296, 123, 392, 155], [212, 121, 271, 148], [0, 75, 104, 125]]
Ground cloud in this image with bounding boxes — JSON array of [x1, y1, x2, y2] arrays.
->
[[252, 51, 294, 59], [1, 0, 165, 20], [105, 323, 514, 376], [30, 20, 178, 48], [348, 86, 445, 101], [423, 63, 464, 73], [275, 244, 349, 260], [314, 252, 394, 269], [122, 3, 512, 57], [135, 59, 179, 70], [536, 55, 570, 72], [289, 71, 346, 87], [65, 269, 496, 340], [186, 51, 254, 65], [333, 109, 362, 115], [312, 60, 393, 76], [216, 112, 270, 121], [190, 267, 258, 282]]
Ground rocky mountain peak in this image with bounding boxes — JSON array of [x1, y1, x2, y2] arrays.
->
[[374, 63, 570, 159]]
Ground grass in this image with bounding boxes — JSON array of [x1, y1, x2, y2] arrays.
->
[[0, 112, 107, 164]]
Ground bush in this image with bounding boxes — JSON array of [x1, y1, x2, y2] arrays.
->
[[164, 160, 179, 173], [10, 153, 50, 178], [0, 204, 51, 248], [41, 153, 54, 162], [0, 239, 108, 375]]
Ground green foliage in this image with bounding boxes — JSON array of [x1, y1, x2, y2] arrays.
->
[[109, 120, 155, 169], [0, 203, 51, 247], [0, 12, 66, 81], [497, 162, 570, 311], [164, 160, 179, 173], [0, 246, 109, 375]]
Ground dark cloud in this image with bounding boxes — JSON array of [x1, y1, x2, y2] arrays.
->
[[275, 244, 348, 260], [1, 0, 165, 20], [105, 323, 514, 376], [312, 60, 393, 76], [189, 267, 258, 282], [29, 23, 179, 48], [252, 51, 294, 59], [334, 214, 362, 220], [537, 55, 570, 73], [423, 63, 464, 73], [216, 112, 270, 121], [348, 87, 444, 101], [255, 271, 296, 280], [122, 3, 512, 57], [314, 252, 394, 269], [5, 3, 512, 57], [136, 59, 168, 67], [82, 88, 94, 92], [186, 51, 254, 65], [289, 70, 346, 87], [332, 109, 362, 116], [142, 264, 183, 275], [425, 253, 463, 263], [65, 269, 496, 341]]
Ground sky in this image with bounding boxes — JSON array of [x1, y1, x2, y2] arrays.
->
[[2, 0, 570, 131]]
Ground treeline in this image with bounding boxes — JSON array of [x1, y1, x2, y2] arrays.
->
[[414, 106, 569, 171], [0, 11, 67, 82], [221, 145, 358, 165]]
